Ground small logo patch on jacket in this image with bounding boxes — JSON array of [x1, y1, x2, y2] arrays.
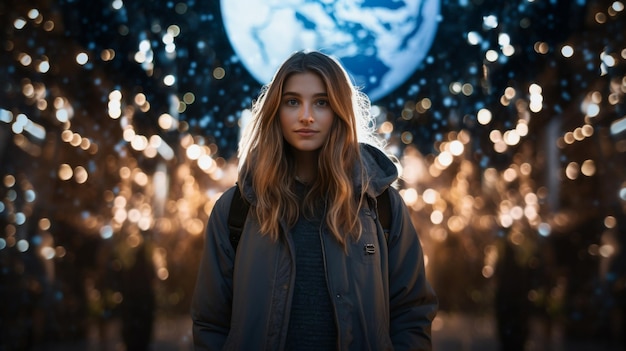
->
[[364, 243, 376, 255]]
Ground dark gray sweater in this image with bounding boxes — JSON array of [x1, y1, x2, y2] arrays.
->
[[285, 184, 337, 350]]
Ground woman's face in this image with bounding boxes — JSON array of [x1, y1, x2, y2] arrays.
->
[[279, 72, 335, 154]]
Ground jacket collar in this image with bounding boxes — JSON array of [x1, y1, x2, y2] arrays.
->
[[241, 143, 398, 204]]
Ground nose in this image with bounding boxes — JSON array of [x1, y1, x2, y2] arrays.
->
[[299, 104, 314, 124]]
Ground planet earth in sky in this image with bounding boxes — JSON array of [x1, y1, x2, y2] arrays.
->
[[220, 0, 440, 102]]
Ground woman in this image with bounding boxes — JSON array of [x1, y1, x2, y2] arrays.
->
[[191, 51, 437, 350]]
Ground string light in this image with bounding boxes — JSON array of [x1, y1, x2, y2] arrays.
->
[[0, 1, 624, 348]]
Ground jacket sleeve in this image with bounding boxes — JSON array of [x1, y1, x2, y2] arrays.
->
[[191, 187, 237, 351], [386, 187, 438, 351]]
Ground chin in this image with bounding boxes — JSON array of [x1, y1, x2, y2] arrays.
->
[[290, 144, 323, 153]]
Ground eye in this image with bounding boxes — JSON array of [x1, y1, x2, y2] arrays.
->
[[284, 98, 299, 106], [316, 99, 329, 107]]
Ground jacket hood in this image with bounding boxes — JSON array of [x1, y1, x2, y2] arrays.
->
[[241, 143, 398, 203], [354, 143, 399, 197]]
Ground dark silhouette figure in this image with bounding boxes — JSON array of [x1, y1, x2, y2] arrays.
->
[[119, 243, 156, 351], [609, 215, 626, 351], [495, 238, 530, 351]]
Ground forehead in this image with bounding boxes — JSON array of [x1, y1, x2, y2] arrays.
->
[[282, 72, 327, 94]]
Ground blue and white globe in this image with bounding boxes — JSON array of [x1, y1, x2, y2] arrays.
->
[[221, 0, 440, 102]]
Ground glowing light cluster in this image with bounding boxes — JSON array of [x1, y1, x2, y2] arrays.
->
[[0, 2, 624, 338]]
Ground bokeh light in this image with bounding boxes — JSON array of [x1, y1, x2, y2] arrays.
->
[[1, 0, 625, 350]]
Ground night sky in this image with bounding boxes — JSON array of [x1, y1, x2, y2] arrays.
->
[[1, 0, 625, 349]]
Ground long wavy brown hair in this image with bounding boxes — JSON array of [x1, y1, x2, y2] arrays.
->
[[238, 51, 382, 246]]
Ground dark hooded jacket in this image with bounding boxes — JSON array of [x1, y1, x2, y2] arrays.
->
[[191, 144, 438, 350]]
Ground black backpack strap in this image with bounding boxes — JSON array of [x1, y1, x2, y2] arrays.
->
[[227, 185, 250, 251], [376, 188, 391, 242], [228, 185, 391, 250]]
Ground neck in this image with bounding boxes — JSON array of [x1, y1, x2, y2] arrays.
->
[[293, 150, 319, 184]]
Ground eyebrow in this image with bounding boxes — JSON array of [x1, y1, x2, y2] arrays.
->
[[281, 91, 328, 98]]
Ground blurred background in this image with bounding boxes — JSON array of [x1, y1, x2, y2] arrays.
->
[[1, 0, 625, 350]]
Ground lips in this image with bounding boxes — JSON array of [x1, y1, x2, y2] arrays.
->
[[294, 129, 318, 137]]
